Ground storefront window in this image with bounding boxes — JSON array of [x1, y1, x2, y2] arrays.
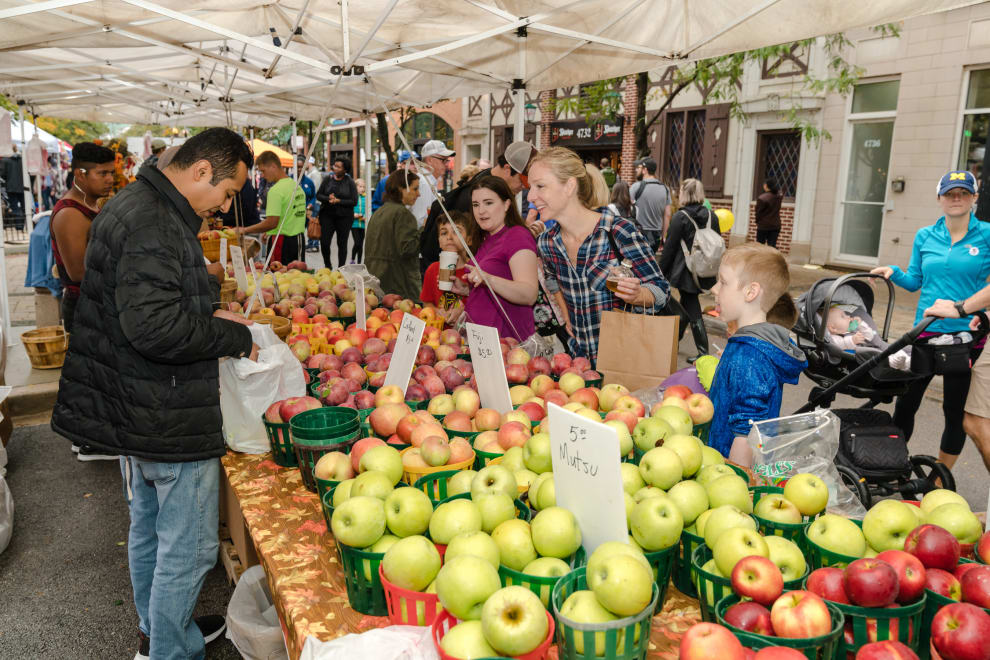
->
[[850, 80, 900, 114], [330, 129, 352, 145], [958, 69, 990, 180], [400, 113, 454, 150]]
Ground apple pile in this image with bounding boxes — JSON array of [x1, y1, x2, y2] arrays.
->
[[678, 621, 823, 660], [227, 266, 371, 319], [930, 601, 990, 660], [264, 396, 321, 424], [503, 349, 601, 386], [363, 405, 474, 470], [197, 226, 239, 242], [308, 351, 375, 407]]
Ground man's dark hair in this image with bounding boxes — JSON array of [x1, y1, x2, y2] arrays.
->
[[255, 150, 282, 168], [496, 153, 509, 169], [765, 178, 780, 195], [71, 142, 115, 171], [383, 167, 417, 204], [168, 127, 252, 184], [642, 158, 657, 175]]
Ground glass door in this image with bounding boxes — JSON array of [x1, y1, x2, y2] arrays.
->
[[837, 121, 894, 260]]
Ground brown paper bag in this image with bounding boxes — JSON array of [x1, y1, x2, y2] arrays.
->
[[596, 310, 679, 392]]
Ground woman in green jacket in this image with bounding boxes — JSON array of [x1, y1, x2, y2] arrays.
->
[[365, 168, 422, 300]]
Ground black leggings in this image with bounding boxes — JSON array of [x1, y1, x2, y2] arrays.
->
[[756, 229, 780, 248], [676, 291, 702, 338], [351, 227, 365, 262], [319, 215, 352, 270], [893, 345, 982, 456]]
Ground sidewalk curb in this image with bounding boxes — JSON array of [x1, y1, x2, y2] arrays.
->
[[9, 381, 59, 422], [4, 243, 29, 255]]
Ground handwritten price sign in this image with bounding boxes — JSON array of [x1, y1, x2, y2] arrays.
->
[[547, 403, 627, 555], [384, 312, 426, 394], [228, 245, 249, 292], [465, 322, 512, 413]]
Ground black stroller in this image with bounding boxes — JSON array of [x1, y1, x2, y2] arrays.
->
[[790, 273, 956, 507]]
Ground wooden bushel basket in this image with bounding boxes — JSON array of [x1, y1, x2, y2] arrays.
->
[[220, 280, 237, 304], [22, 326, 69, 369], [249, 315, 291, 342]]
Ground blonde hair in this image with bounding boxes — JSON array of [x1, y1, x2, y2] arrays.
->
[[457, 164, 480, 186], [680, 178, 705, 205], [721, 243, 797, 327], [531, 146, 609, 210]]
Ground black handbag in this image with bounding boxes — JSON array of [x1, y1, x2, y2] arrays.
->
[[831, 408, 911, 472], [910, 312, 989, 377]]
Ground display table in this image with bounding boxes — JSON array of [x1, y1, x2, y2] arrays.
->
[[222, 450, 703, 660]]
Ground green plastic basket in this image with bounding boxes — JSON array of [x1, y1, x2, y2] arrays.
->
[[917, 588, 990, 660], [446, 427, 481, 440], [692, 544, 807, 622], [642, 544, 677, 611], [751, 485, 817, 553], [262, 417, 297, 467], [320, 488, 335, 531], [305, 366, 320, 381], [336, 542, 388, 616], [727, 463, 750, 482], [472, 446, 505, 470], [716, 594, 845, 660], [290, 408, 361, 492], [498, 563, 566, 610], [309, 381, 324, 398], [406, 399, 428, 410], [803, 518, 865, 569], [314, 475, 341, 504], [552, 566, 658, 660], [413, 469, 460, 505], [693, 421, 711, 444], [832, 593, 926, 657], [358, 407, 373, 422], [674, 527, 704, 598], [438, 492, 531, 522]]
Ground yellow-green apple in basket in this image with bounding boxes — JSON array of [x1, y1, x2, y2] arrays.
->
[[358, 445, 403, 485], [754, 494, 802, 525], [332, 479, 354, 507], [666, 480, 709, 525], [638, 446, 683, 490], [619, 462, 645, 496], [806, 514, 867, 558], [471, 464, 517, 499], [586, 541, 652, 589], [926, 503, 984, 544], [703, 505, 757, 550], [706, 474, 753, 513], [499, 446, 526, 473], [523, 432, 552, 474], [382, 534, 441, 592], [384, 486, 433, 537], [530, 507, 582, 558], [428, 498, 483, 545], [652, 403, 693, 435], [700, 446, 725, 467], [445, 530, 501, 570], [351, 470, 394, 500], [559, 591, 621, 655], [862, 499, 919, 552], [447, 469, 476, 495], [481, 586, 548, 656], [599, 383, 630, 412], [535, 476, 556, 510], [330, 496, 386, 548], [491, 518, 538, 571], [782, 473, 829, 517], [763, 535, 807, 582], [476, 493, 515, 534], [440, 621, 498, 659], [435, 555, 502, 620], [629, 494, 684, 550], [663, 434, 703, 478], [603, 420, 634, 458], [313, 451, 353, 481], [920, 488, 969, 516], [713, 527, 770, 576], [589, 554, 654, 616]]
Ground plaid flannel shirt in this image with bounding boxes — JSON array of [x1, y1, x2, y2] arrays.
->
[[537, 209, 670, 366]]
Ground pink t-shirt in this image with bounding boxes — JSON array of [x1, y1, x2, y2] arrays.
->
[[464, 225, 537, 341]]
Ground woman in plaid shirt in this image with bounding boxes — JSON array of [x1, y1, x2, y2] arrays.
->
[[529, 147, 670, 366]]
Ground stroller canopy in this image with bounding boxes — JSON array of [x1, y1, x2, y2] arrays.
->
[[794, 278, 876, 339]]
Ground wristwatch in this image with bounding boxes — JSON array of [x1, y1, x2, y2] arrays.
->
[[954, 301, 968, 317]]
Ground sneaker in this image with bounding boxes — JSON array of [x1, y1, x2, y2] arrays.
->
[[77, 448, 119, 461], [134, 631, 149, 660], [196, 615, 227, 645], [71, 444, 80, 454]]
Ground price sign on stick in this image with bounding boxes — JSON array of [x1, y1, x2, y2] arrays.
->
[[250, 271, 265, 312], [219, 238, 228, 270], [466, 322, 513, 414], [348, 275, 367, 331], [228, 245, 249, 292], [547, 403, 628, 555], [384, 312, 426, 394]]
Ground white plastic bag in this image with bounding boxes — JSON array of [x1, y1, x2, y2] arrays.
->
[[220, 324, 306, 453], [0, 475, 11, 556], [746, 409, 868, 519], [299, 625, 438, 660], [226, 565, 288, 660]]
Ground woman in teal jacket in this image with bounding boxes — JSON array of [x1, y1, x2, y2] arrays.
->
[[872, 170, 990, 469]]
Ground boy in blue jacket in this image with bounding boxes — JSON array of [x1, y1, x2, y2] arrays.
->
[[709, 244, 807, 464]]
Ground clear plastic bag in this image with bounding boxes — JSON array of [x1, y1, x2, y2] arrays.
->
[[746, 409, 867, 519], [298, 624, 436, 660], [338, 264, 384, 300], [225, 565, 288, 660], [0, 441, 11, 555], [518, 333, 556, 360]]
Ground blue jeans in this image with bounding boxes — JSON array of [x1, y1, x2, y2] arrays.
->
[[121, 456, 220, 660]]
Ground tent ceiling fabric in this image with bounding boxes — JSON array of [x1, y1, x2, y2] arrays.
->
[[0, 0, 982, 127]]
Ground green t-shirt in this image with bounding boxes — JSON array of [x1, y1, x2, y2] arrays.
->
[[264, 177, 307, 237]]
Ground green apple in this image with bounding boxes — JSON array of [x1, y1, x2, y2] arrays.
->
[[586, 541, 651, 591], [535, 476, 556, 510], [634, 486, 666, 502], [361, 534, 398, 580], [782, 473, 828, 516], [332, 478, 355, 507], [358, 445, 403, 485], [521, 557, 570, 607], [753, 493, 802, 525], [384, 487, 433, 538], [492, 519, 538, 571], [629, 494, 684, 551], [712, 527, 769, 576], [429, 498, 483, 544], [382, 534, 442, 591], [435, 555, 502, 620], [439, 620, 498, 658], [684, 523, 697, 535], [620, 462, 646, 495], [666, 480, 709, 525], [700, 446, 726, 468], [906, 501, 925, 528], [926, 502, 983, 543], [559, 590, 620, 655], [350, 470, 394, 501], [476, 493, 516, 534], [652, 405, 693, 435], [514, 469, 538, 491], [705, 474, 752, 513], [528, 473, 552, 511], [447, 469, 477, 496], [523, 432, 553, 474], [589, 554, 654, 616], [500, 446, 526, 473], [696, 464, 735, 489], [698, 558, 725, 609], [663, 435, 703, 478], [471, 464, 518, 500], [331, 495, 386, 548], [632, 416, 675, 453], [531, 507, 582, 558], [694, 508, 714, 537], [603, 420, 634, 458], [624, 492, 636, 525], [763, 535, 806, 582], [920, 489, 970, 516], [806, 513, 867, 558], [703, 505, 756, 549], [481, 586, 548, 656], [863, 499, 919, 552], [445, 530, 501, 570], [638, 446, 683, 490], [864, 546, 878, 558]]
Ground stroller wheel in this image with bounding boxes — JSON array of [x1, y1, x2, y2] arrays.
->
[[836, 464, 872, 508], [903, 455, 956, 499]]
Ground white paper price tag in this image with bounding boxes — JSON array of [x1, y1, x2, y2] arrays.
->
[[465, 322, 512, 414], [219, 237, 228, 269], [547, 403, 628, 555], [250, 271, 265, 312], [229, 245, 249, 292], [384, 312, 426, 394]]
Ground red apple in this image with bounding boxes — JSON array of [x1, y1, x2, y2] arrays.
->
[[278, 396, 321, 422], [732, 555, 784, 606], [604, 409, 638, 434], [354, 390, 375, 410], [443, 411, 473, 433], [613, 394, 646, 418], [543, 389, 570, 408], [744, 650, 757, 660], [855, 640, 920, 660], [569, 387, 600, 410], [960, 566, 990, 608], [264, 401, 283, 423], [527, 356, 551, 379], [415, 345, 436, 366], [663, 384, 693, 400], [724, 601, 774, 635], [350, 437, 386, 473], [931, 602, 990, 660], [956, 563, 984, 582], [517, 401, 546, 422], [977, 531, 990, 566], [926, 568, 962, 601], [505, 363, 529, 384], [678, 623, 746, 660], [497, 421, 530, 450], [753, 649, 809, 660], [876, 550, 927, 605], [770, 591, 832, 639], [550, 353, 572, 377], [845, 559, 899, 608], [905, 524, 961, 572], [572, 356, 591, 372], [369, 402, 409, 436], [807, 567, 852, 605], [474, 408, 502, 432]]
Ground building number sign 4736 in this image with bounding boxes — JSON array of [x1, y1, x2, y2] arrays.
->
[[863, 139, 882, 148]]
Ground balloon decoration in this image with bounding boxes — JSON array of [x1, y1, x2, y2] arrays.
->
[[714, 207, 735, 233], [660, 367, 706, 395]]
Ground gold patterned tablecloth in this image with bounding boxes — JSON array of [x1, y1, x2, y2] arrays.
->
[[222, 450, 702, 660]]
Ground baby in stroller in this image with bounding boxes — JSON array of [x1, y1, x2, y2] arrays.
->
[[822, 303, 911, 370]]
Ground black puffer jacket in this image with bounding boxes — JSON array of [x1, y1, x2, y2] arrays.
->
[[658, 202, 719, 294], [51, 165, 254, 462]]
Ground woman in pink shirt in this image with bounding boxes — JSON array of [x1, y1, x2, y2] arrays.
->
[[450, 176, 538, 340]]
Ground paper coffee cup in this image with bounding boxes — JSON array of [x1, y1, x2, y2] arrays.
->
[[438, 251, 458, 291]]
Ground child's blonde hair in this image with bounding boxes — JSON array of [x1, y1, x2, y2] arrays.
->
[[721, 243, 797, 328], [530, 146, 610, 210]]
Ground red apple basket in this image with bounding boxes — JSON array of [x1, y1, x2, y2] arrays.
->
[[378, 565, 442, 626], [431, 608, 555, 660], [399, 446, 475, 486], [916, 585, 990, 660], [825, 591, 926, 658], [551, 566, 657, 660], [716, 594, 845, 660], [262, 416, 297, 467], [289, 407, 361, 492], [750, 485, 819, 554]]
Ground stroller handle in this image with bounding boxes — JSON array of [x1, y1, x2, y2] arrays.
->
[[814, 272, 896, 345]]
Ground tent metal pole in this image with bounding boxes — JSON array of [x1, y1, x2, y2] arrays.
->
[[344, 0, 400, 70], [17, 107, 35, 233], [364, 120, 372, 221], [341, 0, 351, 63], [514, 27, 526, 208], [0, 0, 92, 20], [679, 0, 785, 57], [291, 121, 298, 180], [528, 23, 672, 58]]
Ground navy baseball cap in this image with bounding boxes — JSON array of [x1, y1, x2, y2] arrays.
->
[[937, 170, 977, 196]]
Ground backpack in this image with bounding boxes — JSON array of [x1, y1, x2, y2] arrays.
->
[[679, 207, 724, 288]]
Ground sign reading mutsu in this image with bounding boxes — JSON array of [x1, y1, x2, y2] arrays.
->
[[549, 119, 623, 147]]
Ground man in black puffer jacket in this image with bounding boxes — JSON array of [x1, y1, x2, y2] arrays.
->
[[52, 128, 256, 660]]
